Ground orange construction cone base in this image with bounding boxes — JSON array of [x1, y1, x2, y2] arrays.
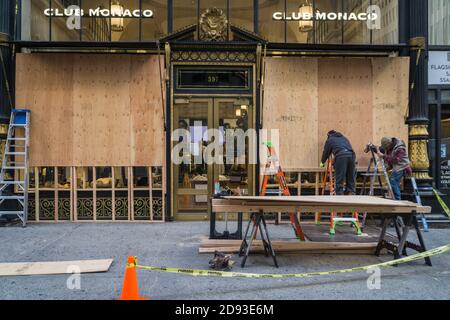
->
[[119, 256, 149, 300]]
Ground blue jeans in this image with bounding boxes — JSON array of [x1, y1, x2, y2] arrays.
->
[[390, 170, 405, 200]]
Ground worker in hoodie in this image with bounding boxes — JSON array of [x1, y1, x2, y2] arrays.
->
[[320, 130, 356, 196], [376, 137, 412, 200]]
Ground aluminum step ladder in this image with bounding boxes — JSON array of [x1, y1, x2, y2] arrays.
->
[[0, 109, 31, 227], [360, 148, 395, 227], [410, 176, 429, 232]]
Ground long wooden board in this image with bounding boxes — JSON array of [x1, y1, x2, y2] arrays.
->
[[199, 239, 377, 254], [0, 259, 113, 277], [213, 196, 431, 214]]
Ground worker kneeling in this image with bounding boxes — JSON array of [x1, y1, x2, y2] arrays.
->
[[376, 137, 412, 200], [320, 130, 356, 196]]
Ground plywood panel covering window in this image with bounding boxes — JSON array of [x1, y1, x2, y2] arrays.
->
[[15, 53, 165, 168], [263, 56, 409, 170]]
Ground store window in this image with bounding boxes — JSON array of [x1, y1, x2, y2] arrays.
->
[[261, 0, 398, 44], [371, 0, 399, 44], [141, 0, 168, 41], [314, 0, 343, 44], [21, 0, 50, 40], [81, 0, 111, 41], [229, 0, 254, 32], [173, 0, 197, 32], [441, 104, 450, 189], [259, 0, 285, 42], [429, 0, 450, 46], [21, 0, 166, 42]]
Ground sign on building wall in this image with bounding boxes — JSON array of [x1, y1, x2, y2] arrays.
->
[[429, 51, 450, 85]]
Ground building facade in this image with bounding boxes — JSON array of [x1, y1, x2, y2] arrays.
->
[[0, 0, 448, 222]]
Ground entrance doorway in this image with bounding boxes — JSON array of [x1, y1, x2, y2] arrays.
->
[[172, 97, 255, 220]]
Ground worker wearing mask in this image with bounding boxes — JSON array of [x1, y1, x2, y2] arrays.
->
[[320, 130, 356, 196], [376, 137, 412, 200]]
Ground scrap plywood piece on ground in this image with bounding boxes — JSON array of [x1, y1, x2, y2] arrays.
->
[[15, 53, 165, 167], [263, 57, 319, 169], [263, 57, 410, 169], [0, 259, 113, 277]]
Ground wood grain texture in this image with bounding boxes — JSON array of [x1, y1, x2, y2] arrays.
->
[[318, 57, 373, 166], [16, 53, 165, 167], [263, 57, 410, 169], [372, 57, 409, 146], [0, 259, 113, 276], [263, 57, 319, 169]]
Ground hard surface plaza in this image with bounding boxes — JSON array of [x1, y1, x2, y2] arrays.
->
[[0, 0, 449, 304]]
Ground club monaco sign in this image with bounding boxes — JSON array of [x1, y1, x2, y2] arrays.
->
[[272, 5, 381, 30], [44, 7, 154, 18]]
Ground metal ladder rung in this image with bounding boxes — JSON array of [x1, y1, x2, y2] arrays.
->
[[0, 180, 25, 183], [0, 195, 25, 200], [0, 211, 26, 215], [7, 138, 27, 141], [2, 166, 26, 170], [5, 152, 26, 156]]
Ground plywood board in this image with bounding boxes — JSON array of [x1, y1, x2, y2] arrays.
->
[[318, 58, 373, 166], [15, 53, 165, 167], [372, 57, 409, 146], [15, 54, 74, 166], [0, 259, 113, 277], [129, 56, 165, 166], [263, 57, 410, 170], [263, 57, 319, 169]]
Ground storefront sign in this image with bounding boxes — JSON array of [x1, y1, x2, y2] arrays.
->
[[272, 11, 377, 22], [428, 51, 450, 85], [44, 7, 154, 18], [177, 69, 250, 90]]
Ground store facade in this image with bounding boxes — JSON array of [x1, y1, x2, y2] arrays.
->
[[0, 0, 448, 222]]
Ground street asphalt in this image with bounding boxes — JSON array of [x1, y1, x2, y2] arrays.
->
[[0, 221, 449, 300]]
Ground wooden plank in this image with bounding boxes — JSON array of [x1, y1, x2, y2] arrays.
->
[[16, 54, 74, 167], [223, 196, 421, 207], [318, 57, 373, 167], [15, 53, 165, 167], [200, 239, 377, 249], [199, 247, 375, 254], [213, 196, 431, 214], [0, 259, 113, 277], [199, 240, 377, 254], [129, 56, 165, 166], [263, 57, 319, 169], [262, 57, 410, 170], [372, 57, 409, 145]]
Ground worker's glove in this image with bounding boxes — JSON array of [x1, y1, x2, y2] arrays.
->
[[320, 162, 325, 168]]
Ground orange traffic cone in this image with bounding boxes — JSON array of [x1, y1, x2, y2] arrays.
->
[[119, 256, 148, 300]]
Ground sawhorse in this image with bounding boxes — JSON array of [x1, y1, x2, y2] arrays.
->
[[239, 210, 278, 268], [375, 212, 432, 266]]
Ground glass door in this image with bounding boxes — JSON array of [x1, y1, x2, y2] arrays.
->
[[173, 99, 213, 219], [172, 98, 254, 220], [213, 99, 254, 197]]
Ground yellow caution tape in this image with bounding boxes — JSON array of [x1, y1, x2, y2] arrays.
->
[[433, 189, 450, 218], [135, 244, 450, 278]]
